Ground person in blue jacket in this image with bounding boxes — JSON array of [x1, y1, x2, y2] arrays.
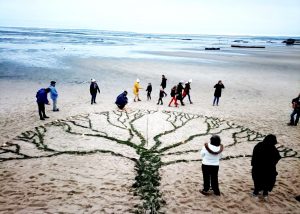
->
[[49, 81, 59, 111], [36, 88, 51, 120], [115, 91, 128, 110]]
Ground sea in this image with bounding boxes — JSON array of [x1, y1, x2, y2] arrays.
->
[[0, 27, 298, 81]]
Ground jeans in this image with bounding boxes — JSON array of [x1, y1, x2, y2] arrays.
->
[[183, 93, 192, 104], [52, 99, 58, 111], [213, 96, 220, 106], [290, 109, 300, 125], [91, 93, 97, 104], [202, 164, 220, 195]]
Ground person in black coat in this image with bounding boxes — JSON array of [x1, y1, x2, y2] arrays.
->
[[289, 93, 300, 126], [176, 81, 185, 106], [183, 80, 193, 104], [157, 88, 167, 105], [213, 80, 225, 106], [36, 88, 51, 120], [160, 75, 167, 90], [146, 83, 152, 100], [251, 134, 281, 199], [115, 91, 128, 110], [90, 79, 100, 104]]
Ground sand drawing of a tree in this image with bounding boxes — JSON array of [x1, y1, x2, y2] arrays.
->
[[1, 110, 299, 213]]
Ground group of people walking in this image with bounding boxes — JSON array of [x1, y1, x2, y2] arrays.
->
[[116, 74, 225, 109], [200, 134, 281, 200]]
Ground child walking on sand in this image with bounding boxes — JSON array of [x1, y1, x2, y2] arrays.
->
[[146, 83, 152, 100], [157, 88, 167, 105]]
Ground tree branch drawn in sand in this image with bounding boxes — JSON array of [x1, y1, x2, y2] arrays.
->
[[1, 110, 299, 213]]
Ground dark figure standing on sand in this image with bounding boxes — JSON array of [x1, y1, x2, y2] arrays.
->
[[90, 79, 100, 104], [168, 85, 178, 107], [146, 83, 152, 100], [251, 134, 281, 199], [157, 88, 167, 105], [176, 81, 185, 106], [115, 91, 128, 110], [200, 135, 224, 196], [213, 80, 225, 106], [183, 80, 193, 104], [161, 75, 167, 89], [289, 93, 300, 126], [36, 88, 51, 120]]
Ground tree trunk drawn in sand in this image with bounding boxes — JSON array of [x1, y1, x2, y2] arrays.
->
[[1, 110, 299, 213]]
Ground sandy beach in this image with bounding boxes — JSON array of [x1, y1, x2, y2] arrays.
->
[[1, 41, 300, 213]]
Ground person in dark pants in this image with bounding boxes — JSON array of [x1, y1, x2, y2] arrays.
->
[[183, 80, 193, 104], [251, 134, 281, 200], [213, 80, 225, 106], [176, 81, 185, 106], [160, 75, 167, 90], [146, 83, 152, 100], [157, 88, 167, 105], [36, 88, 51, 120], [289, 93, 300, 126], [90, 79, 100, 104], [115, 91, 128, 110], [200, 135, 224, 196]]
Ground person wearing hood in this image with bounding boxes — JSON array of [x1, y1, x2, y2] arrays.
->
[[182, 79, 193, 104], [49, 81, 59, 111], [90, 79, 100, 104], [251, 134, 281, 199], [115, 91, 128, 110], [213, 80, 225, 106], [36, 87, 51, 120], [133, 78, 142, 102], [200, 135, 224, 196]]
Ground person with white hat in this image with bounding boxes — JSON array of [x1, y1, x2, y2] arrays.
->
[[49, 81, 59, 111], [133, 78, 142, 102], [90, 78, 100, 104]]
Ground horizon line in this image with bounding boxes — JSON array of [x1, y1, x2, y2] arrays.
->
[[0, 25, 299, 38]]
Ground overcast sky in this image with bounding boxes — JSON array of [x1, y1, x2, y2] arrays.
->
[[0, 0, 299, 35]]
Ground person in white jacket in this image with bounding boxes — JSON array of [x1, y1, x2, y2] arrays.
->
[[200, 135, 224, 196]]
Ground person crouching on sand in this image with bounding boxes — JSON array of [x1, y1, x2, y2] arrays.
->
[[168, 85, 178, 107], [251, 134, 281, 200], [90, 79, 100, 104], [115, 91, 128, 110], [36, 87, 51, 120], [146, 83, 152, 100], [200, 135, 224, 196], [157, 88, 167, 105], [213, 80, 225, 106], [133, 78, 142, 102]]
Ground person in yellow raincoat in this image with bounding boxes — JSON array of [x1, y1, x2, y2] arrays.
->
[[133, 79, 142, 102]]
